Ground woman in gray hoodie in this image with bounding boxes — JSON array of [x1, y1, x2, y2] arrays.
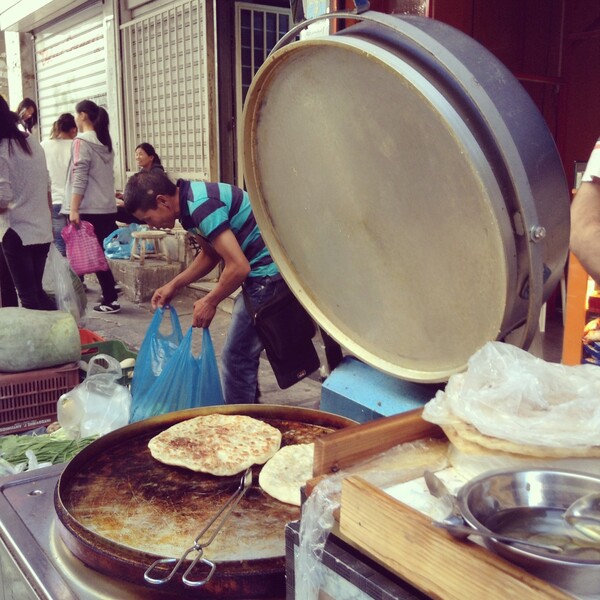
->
[[62, 99, 120, 313]]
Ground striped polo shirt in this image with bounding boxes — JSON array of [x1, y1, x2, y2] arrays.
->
[[177, 179, 279, 279]]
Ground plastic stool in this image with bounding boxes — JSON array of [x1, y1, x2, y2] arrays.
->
[[130, 230, 171, 266]]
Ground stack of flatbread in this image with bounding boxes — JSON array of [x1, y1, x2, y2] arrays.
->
[[148, 414, 282, 476], [422, 341, 600, 478], [444, 420, 600, 460]]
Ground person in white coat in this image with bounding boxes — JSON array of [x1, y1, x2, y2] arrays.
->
[[41, 113, 77, 256], [0, 94, 55, 310]]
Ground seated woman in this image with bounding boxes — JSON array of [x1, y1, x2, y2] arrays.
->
[[135, 142, 164, 173], [116, 142, 164, 224]]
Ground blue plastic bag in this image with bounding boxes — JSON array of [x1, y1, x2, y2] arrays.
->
[[130, 306, 183, 403], [104, 226, 134, 259], [130, 327, 224, 423], [104, 224, 155, 259]]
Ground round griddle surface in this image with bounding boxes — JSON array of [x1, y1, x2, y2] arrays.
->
[[55, 405, 355, 597]]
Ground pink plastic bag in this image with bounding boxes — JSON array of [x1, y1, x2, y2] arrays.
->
[[61, 221, 109, 276]]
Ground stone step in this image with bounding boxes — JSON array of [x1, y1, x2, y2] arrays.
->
[[108, 258, 183, 304], [108, 257, 238, 312]]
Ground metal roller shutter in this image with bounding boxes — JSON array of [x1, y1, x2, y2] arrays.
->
[[34, 3, 107, 141], [120, 0, 215, 179]]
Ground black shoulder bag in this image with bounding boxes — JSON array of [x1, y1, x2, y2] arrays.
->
[[243, 283, 320, 389]]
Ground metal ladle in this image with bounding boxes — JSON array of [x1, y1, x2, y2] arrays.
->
[[563, 492, 600, 542], [432, 520, 563, 554]]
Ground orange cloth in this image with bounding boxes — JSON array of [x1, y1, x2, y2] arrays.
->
[[79, 328, 104, 345]]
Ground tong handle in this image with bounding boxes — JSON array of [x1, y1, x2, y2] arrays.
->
[[144, 468, 252, 587], [145, 546, 216, 587], [192, 468, 252, 549], [182, 556, 216, 587], [144, 549, 194, 585]]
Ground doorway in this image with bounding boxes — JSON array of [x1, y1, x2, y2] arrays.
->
[[216, 0, 291, 186]]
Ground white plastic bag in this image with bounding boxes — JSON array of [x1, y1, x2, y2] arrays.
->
[[422, 341, 600, 448], [57, 354, 132, 439], [43, 244, 87, 322]]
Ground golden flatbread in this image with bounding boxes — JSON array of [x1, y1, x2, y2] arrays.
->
[[148, 414, 282, 476], [259, 443, 314, 506]]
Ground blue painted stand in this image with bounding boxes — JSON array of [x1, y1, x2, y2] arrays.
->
[[321, 357, 444, 423]]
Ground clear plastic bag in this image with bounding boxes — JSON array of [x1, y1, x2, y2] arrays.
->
[[57, 354, 132, 439], [43, 244, 86, 322], [422, 341, 600, 448]]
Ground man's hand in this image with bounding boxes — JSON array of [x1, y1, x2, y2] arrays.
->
[[192, 296, 217, 328], [151, 281, 178, 309], [69, 209, 80, 226]]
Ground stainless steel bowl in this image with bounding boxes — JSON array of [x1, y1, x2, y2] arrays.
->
[[456, 468, 600, 595]]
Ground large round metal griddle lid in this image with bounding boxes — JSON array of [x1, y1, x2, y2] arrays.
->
[[242, 11, 569, 383]]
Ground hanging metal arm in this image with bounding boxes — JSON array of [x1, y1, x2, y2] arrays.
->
[[277, 1, 370, 54]]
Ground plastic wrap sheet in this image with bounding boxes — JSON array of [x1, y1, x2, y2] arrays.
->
[[297, 438, 448, 598], [423, 341, 600, 448]]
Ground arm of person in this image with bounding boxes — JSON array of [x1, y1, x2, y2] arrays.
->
[[570, 180, 600, 284], [47, 189, 53, 236], [69, 139, 90, 225], [0, 151, 12, 214], [47, 174, 52, 212], [191, 229, 251, 328], [69, 194, 84, 225], [151, 245, 221, 309]]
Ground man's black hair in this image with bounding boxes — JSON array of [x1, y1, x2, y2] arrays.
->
[[124, 171, 177, 213]]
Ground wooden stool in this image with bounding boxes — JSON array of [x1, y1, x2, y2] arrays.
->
[[130, 230, 171, 266]]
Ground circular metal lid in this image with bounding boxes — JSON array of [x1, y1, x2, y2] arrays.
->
[[243, 14, 569, 382]]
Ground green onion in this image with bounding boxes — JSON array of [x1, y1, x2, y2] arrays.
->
[[0, 431, 97, 466]]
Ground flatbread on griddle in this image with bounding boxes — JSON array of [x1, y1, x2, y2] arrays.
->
[[258, 443, 314, 506], [148, 414, 282, 476]]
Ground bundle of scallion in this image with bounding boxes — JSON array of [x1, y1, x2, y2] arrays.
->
[[0, 428, 97, 470]]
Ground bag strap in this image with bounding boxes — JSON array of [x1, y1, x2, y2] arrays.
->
[[242, 285, 257, 322]]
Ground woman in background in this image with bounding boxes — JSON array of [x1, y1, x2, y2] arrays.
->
[[41, 113, 77, 256], [135, 142, 163, 173], [16, 97, 38, 134], [62, 99, 120, 314], [115, 141, 163, 224], [0, 94, 55, 310]]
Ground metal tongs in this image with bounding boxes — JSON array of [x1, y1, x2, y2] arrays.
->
[[144, 468, 253, 587]]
